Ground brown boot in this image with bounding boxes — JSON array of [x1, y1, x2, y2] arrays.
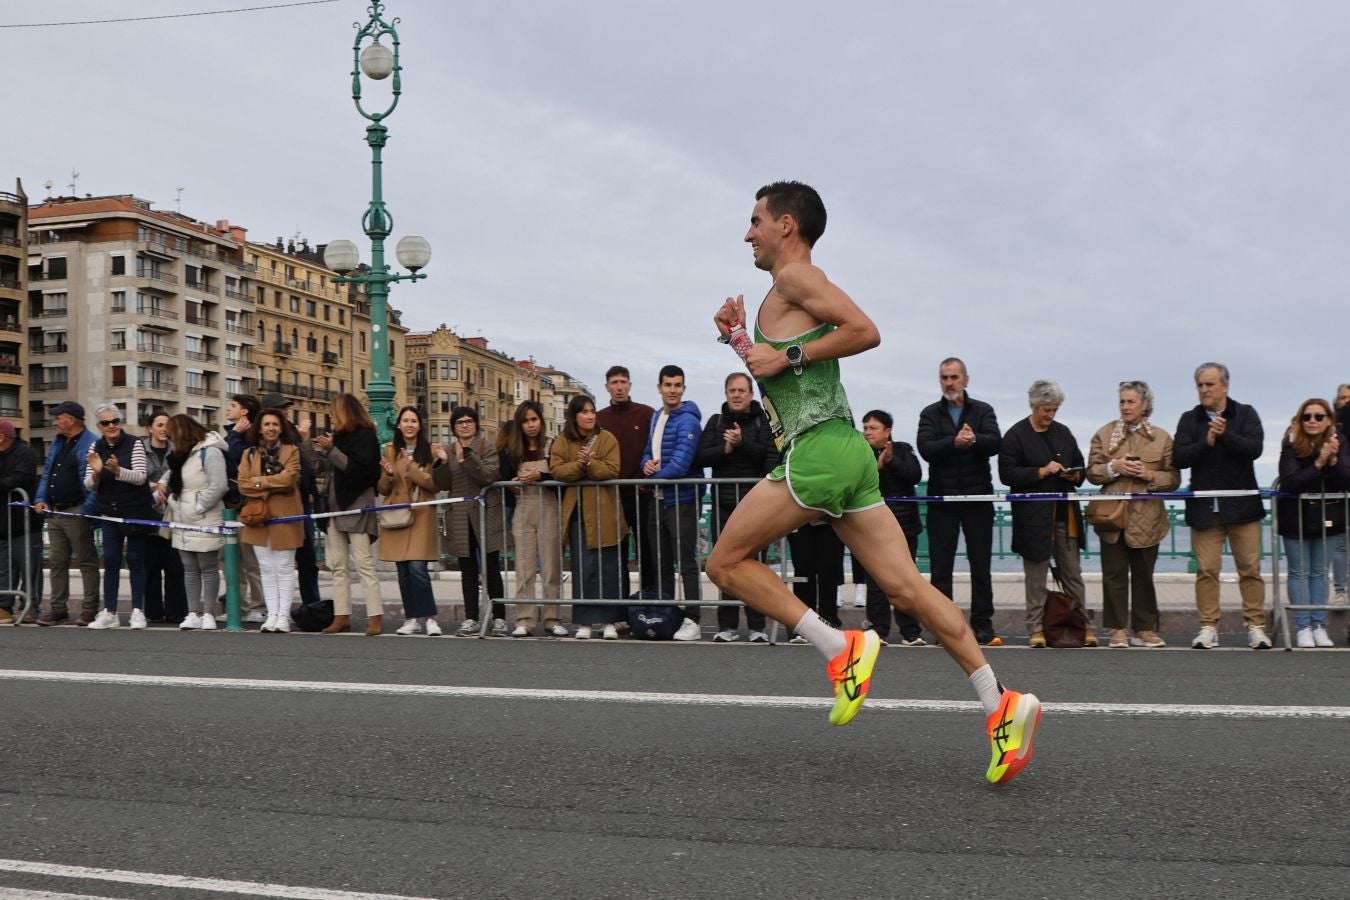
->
[[321, 615, 350, 634], [365, 614, 383, 637]]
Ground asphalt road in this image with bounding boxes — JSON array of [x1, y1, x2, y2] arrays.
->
[[0, 629, 1346, 900]]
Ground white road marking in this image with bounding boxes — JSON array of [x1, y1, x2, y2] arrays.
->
[[2, 668, 1347, 719], [0, 859, 436, 899], [0, 889, 109, 900]]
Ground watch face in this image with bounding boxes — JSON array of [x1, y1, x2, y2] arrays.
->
[[786, 345, 803, 365]]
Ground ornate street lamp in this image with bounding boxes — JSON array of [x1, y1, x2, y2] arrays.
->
[[325, 1, 430, 443]]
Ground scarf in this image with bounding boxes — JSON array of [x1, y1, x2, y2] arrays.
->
[[259, 442, 284, 477], [1106, 418, 1153, 456]]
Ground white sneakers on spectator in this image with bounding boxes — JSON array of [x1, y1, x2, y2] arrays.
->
[[261, 615, 278, 633], [1313, 626, 1334, 647], [748, 631, 768, 643], [275, 616, 291, 633], [602, 624, 619, 640], [673, 619, 701, 641], [713, 630, 740, 642], [1248, 625, 1272, 650], [1301, 626, 1334, 648], [88, 609, 118, 629], [244, 611, 267, 624], [547, 624, 569, 637], [425, 619, 442, 636], [574, 626, 592, 640], [854, 583, 867, 607], [200, 613, 216, 631], [397, 619, 422, 635], [180, 612, 202, 630], [511, 625, 529, 637], [129, 609, 147, 630], [1191, 626, 1219, 649], [1296, 627, 1315, 648], [491, 618, 508, 637], [457, 619, 478, 636]]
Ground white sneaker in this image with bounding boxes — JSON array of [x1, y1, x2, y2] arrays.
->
[[179, 612, 202, 630], [425, 619, 442, 636], [1296, 627, 1315, 649], [491, 618, 508, 636], [574, 626, 592, 640], [275, 616, 291, 633], [672, 618, 701, 641], [396, 619, 421, 635], [457, 618, 479, 636], [511, 625, 529, 637], [129, 609, 147, 630], [712, 630, 740, 642], [602, 624, 619, 640], [1313, 626, 1334, 648], [853, 583, 867, 607], [1191, 625, 1219, 649], [260, 615, 277, 633], [88, 609, 119, 630], [788, 633, 809, 644], [547, 624, 569, 637], [244, 611, 267, 624], [1248, 625, 1272, 650], [748, 631, 768, 643], [199, 613, 217, 631]]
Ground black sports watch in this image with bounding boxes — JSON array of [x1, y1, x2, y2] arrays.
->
[[785, 343, 805, 375]]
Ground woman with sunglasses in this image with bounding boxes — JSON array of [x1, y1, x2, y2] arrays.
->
[[1277, 399, 1350, 648], [84, 403, 157, 630], [378, 405, 444, 636], [432, 406, 507, 636]]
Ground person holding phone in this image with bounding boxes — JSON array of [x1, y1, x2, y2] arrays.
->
[[84, 403, 156, 630], [1086, 381, 1180, 648], [378, 406, 443, 636], [998, 380, 1088, 648]]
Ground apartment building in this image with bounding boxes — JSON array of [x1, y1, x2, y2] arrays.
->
[[27, 195, 257, 449], [244, 238, 406, 430], [0, 181, 27, 436], [405, 325, 584, 445]]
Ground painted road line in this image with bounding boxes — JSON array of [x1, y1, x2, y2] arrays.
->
[[2, 669, 1349, 719], [0, 889, 109, 900], [0, 859, 436, 900]]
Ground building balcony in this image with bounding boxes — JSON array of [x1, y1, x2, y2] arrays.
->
[[0, 276, 20, 292], [322, 351, 342, 366], [0, 364, 20, 376], [135, 267, 178, 286], [135, 303, 179, 321], [184, 278, 215, 294], [185, 384, 212, 397], [29, 380, 69, 393], [184, 349, 219, 363], [0, 191, 21, 211], [0, 235, 20, 250], [224, 286, 250, 301], [28, 345, 67, 356], [224, 321, 251, 335], [29, 306, 67, 319], [136, 378, 178, 392], [273, 341, 293, 355], [224, 357, 252, 369], [29, 414, 52, 429], [136, 343, 178, 358], [184, 314, 217, 329]]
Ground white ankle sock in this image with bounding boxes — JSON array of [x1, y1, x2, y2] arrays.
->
[[969, 664, 1003, 716], [794, 610, 847, 659]]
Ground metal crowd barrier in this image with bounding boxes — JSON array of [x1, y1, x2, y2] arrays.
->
[[1, 488, 36, 624], [1268, 488, 1350, 650]]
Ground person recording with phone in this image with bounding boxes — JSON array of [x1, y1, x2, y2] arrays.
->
[[998, 380, 1088, 648]]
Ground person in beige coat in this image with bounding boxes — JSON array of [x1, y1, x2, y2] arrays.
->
[[237, 410, 304, 633], [1086, 380, 1180, 648], [378, 406, 443, 636], [431, 406, 507, 636], [501, 400, 567, 637], [551, 395, 628, 639]]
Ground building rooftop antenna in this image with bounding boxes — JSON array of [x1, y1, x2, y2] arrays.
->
[[66, 170, 79, 196], [175, 186, 184, 213]]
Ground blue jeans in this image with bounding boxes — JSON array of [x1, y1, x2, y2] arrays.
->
[[1331, 532, 1347, 595], [100, 522, 147, 612], [1284, 535, 1327, 629], [567, 514, 623, 627], [396, 560, 438, 619]]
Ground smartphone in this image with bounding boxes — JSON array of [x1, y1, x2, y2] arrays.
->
[[1059, 465, 1086, 474], [1125, 455, 1140, 462]]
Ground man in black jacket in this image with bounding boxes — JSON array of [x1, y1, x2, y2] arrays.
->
[[698, 373, 778, 642], [0, 421, 41, 623], [860, 410, 926, 645], [1174, 362, 1269, 650], [917, 358, 1003, 645]]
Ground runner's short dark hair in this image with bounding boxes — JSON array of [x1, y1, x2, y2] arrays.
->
[[756, 180, 827, 247], [605, 366, 630, 381], [658, 364, 685, 383]]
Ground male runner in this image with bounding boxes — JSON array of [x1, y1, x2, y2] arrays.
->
[[706, 181, 1041, 784]]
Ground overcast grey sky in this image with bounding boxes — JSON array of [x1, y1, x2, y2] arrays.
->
[[7, 0, 1347, 480]]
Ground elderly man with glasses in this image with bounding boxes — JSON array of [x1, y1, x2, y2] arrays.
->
[[32, 401, 101, 625]]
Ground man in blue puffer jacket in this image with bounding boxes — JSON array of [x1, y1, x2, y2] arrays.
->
[[641, 364, 705, 639]]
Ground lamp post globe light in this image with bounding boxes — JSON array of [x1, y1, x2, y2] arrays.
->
[[326, 0, 431, 443]]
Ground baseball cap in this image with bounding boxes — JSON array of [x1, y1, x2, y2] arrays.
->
[[260, 392, 291, 410], [50, 401, 85, 420]]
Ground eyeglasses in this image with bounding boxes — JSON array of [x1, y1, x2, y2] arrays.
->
[[1302, 413, 1328, 422], [98, 418, 121, 427], [454, 418, 475, 426]]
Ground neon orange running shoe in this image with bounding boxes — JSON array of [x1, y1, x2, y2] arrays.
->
[[985, 690, 1042, 784], [826, 629, 881, 726]]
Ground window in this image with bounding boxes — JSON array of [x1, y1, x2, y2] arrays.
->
[[291, 328, 299, 349], [226, 377, 240, 395], [256, 286, 265, 305], [47, 258, 68, 279], [389, 340, 396, 363], [273, 290, 282, 309], [338, 308, 345, 325], [225, 344, 239, 365], [359, 332, 366, 352], [322, 336, 329, 353], [111, 256, 126, 276], [257, 319, 265, 342], [359, 370, 366, 389], [338, 339, 343, 358], [110, 291, 126, 313], [289, 295, 300, 313], [110, 330, 126, 351], [306, 332, 317, 353], [306, 300, 316, 317], [448, 360, 459, 380], [323, 305, 330, 321], [44, 293, 68, 315]]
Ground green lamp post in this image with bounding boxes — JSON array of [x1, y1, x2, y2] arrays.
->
[[324, 1, 431, 444]]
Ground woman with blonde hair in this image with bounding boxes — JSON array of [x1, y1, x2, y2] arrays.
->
[[314, 393, 383, 635], [1086, 381, 1180, 649], [378, 405, 444, 636], [1277, 398, 1350, 647]]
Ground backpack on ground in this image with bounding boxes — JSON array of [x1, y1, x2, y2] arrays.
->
[[626, 589, 681, 640]]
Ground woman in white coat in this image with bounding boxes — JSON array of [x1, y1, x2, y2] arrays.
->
[[164, 414, 229, 629]]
